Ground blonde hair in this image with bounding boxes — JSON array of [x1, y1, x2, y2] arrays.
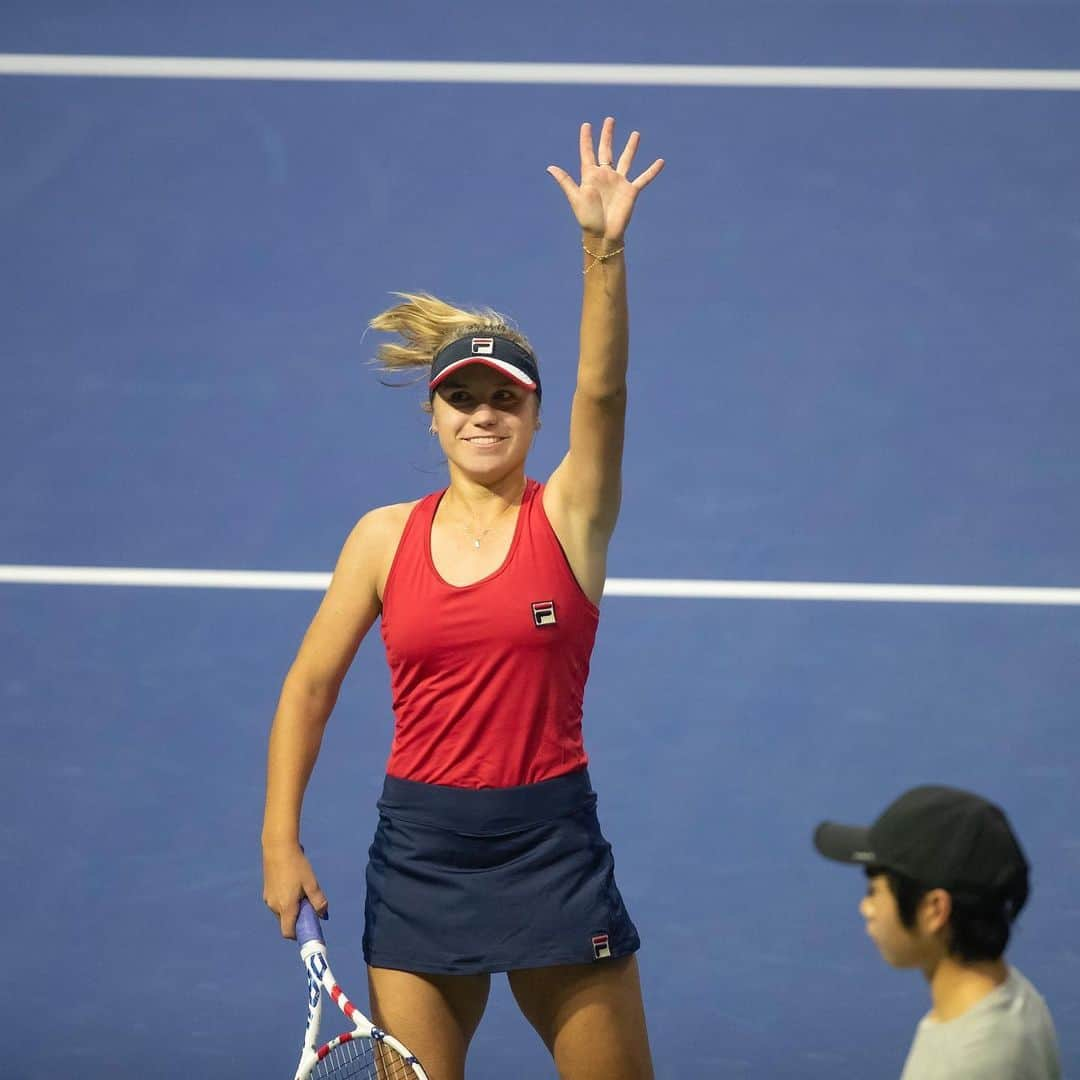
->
[[369, 292, 534, 374]]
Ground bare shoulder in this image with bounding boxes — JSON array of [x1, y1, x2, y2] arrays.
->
[[350, 500, 418, 545], [337, 500, 420, 598], [289, 501, 422, 686]]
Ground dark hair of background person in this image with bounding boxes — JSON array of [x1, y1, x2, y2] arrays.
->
[[865, 866, 1025, 963]]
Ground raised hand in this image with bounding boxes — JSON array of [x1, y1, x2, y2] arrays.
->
[[547, 116, 664, 241]]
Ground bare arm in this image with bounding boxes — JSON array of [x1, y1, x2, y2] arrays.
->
[[261, 505, 401, 937], [544, 118, 664, 600]]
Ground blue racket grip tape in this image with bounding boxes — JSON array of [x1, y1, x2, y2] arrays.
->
[[296, 898, 326, 947]]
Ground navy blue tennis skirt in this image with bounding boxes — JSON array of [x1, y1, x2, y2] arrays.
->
[[362, 768, 640, 975]]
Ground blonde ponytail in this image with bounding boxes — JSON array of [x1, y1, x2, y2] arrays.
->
[[369, 292, 533, 373]]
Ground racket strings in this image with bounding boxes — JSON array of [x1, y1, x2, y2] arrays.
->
[[313, 1035, 417, 1079]]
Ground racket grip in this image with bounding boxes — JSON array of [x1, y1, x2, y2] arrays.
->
[[295, 898, 325, 947]]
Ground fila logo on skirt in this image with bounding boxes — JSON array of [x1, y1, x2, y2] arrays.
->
[[592, 933, 612, 959], [531, 600, 557, 627]]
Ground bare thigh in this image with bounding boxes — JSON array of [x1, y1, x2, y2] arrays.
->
[[507, 956, 653, 1080], [367, 966, 491, 1080]]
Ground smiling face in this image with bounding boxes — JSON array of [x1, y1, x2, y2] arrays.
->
[[430, 364, 540, 481]]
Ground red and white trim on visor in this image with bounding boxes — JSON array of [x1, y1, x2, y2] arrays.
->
[[429, 355, 537, 391]]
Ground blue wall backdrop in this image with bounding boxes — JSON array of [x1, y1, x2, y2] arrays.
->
[[2, 4, 1078, 1076]]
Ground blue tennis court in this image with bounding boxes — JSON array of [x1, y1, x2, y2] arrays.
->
[[2, 4, 1078, 1076]]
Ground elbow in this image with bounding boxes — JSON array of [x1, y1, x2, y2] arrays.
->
[[575, 382, 627, 408], [281, 667, 342, 718]]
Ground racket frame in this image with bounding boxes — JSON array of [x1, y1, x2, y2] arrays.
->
[[293, 902, 428, 1080]]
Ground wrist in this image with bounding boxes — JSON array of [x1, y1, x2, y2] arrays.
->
[[581, 235, 626, 275], [581, 231, 625, 253]]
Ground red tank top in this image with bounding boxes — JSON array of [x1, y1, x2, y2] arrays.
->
[[379, 479, 598, 788]]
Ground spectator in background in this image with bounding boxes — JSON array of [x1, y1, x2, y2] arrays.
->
[[813, 785, 1060, 1079]]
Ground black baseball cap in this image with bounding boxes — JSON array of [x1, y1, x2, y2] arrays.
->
[[429, 334, 541, 400], [814, 785, 1030, 908]]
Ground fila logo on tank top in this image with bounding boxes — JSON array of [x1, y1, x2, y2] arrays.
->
[[380, 479, 600, 788], [531, 600, 557, 627]]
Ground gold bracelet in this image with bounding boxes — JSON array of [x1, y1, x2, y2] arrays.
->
[[582, 243, 625, 275]]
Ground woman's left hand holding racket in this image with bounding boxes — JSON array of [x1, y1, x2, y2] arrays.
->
[[263, 841, 329, 938]]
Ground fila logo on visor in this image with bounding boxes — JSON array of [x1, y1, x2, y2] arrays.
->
[[531, 601, 557, 627], [471, 338, 494, 354]]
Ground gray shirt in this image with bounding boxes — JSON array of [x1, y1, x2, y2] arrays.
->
[[900, 967, 1060, 1080]]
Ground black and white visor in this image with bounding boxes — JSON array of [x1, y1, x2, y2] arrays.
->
[[429, 335, 541, 400]]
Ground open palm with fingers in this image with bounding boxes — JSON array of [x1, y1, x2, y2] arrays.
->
[[547, 116, 665, 241]]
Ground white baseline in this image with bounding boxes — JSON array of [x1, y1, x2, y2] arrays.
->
[[1, 54, 1079, 91], [1, 565, 1079, 605]]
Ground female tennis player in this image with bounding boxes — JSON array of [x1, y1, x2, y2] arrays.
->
[[262, 116, 663, 1080]]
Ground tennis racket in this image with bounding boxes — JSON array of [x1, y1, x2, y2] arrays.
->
[[293, 898, 428, 1079]]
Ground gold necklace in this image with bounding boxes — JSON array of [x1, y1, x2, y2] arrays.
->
[[449, 486, 524, 549]]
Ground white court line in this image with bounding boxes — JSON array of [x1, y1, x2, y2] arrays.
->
[[1, 54, 1079, 91], [2, 565, 1079, 605], [0, 565, 329, 591]]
